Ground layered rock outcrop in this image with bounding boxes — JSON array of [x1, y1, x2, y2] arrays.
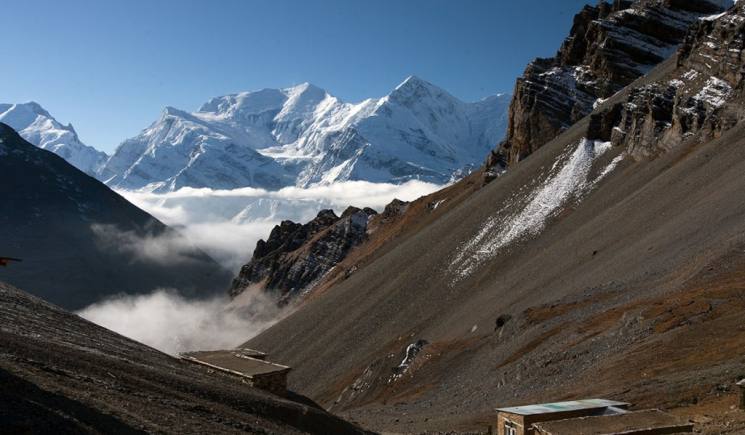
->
[[485, 0, 731, 179], [590, 3, 744, 157], [230, 206, 378, 303]]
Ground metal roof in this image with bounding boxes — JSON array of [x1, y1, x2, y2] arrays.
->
[[496, 399, 630, 416], [532, 409, 693, 434]]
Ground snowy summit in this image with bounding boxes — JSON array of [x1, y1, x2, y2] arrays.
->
[[0, 102, 108, 176], [101, 77, 510, 192]]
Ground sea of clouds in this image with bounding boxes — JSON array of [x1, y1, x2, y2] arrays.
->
[[78, 180, 443, 354]]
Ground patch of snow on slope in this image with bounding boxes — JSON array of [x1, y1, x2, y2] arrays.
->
[[694, 77, 732, 108], [449, 139, 618, 282]]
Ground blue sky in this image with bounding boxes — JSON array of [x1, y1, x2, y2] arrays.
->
[[1, 0, 589, 152]]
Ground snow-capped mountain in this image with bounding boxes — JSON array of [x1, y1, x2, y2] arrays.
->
[[0, 102, 107, 176], [102, 77, 510, 192]]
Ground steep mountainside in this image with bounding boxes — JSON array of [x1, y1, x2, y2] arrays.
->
[[0, 102, 108, 176], [484, 0, 730, 177], [245, 4, 745, 434], [0, 123, 231, 310], [0, 281, 369, 434], [102, 78, 510, 192]]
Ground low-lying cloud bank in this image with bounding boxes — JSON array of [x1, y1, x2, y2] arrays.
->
[[118, 180, 443, 272], [82, 180, 443, 354], [78, 286, 288, 355]]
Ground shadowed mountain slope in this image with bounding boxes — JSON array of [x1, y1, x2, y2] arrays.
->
[[0, 123, 231, 310], [0, 281, 370, 434]]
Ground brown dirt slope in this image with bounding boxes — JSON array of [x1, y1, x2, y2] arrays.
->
[[247, 43, 745, 435], [0, 281, 370, 435]]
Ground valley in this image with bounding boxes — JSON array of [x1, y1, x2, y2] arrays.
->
[[3, 0, 745, 433]]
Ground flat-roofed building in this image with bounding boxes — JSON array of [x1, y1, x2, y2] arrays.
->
[[180, 349, 289, 396], [496, 399, 694, 435], [496, 399, 630, 435], [532, 409, 693, 434]]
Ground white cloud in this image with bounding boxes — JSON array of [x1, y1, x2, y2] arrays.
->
[[117, 180, 443, 272], [77, 286, 288, 355], [82, 180, 444, 354]]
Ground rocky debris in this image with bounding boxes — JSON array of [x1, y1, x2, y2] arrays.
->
[[380, 199, 410, 222], [591, 3, 745, 158], [495, 314, 512, 331], [230, 207, 377, 303], [393, 340, 429, 377], [485, 0, 731, 177]]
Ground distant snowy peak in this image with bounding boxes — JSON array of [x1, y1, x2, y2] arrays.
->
[[103, 77, 511, 192], [0, 102, 107, 176]]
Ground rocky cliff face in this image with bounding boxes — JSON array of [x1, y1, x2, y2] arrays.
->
[[230, 206, 379, 303], [485, 0, 731, 179], [590, 3, 744, 157]]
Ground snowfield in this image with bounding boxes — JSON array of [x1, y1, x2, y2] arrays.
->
[[450, 138, 621, 282]]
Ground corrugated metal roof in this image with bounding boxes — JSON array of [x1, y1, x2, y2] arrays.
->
[[496, 399, 629, 416]]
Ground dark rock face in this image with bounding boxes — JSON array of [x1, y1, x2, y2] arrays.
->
[[230, 207, 377, 303], [485, 0, 730, 177], [380, 199, 410, 223], [594, 4, 744, 158]]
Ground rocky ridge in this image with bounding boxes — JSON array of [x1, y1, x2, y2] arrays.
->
[[484, 0, 731, 179], [0, 281, 369, 434], [230, 206, 381, 303], [590, 2, 745, 157]]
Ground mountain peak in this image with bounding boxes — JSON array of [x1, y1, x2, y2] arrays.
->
[[162, 106, 186, 117], [389, 75, 454, 103], [2, 101, 52, 121], [283, 82, 321, 93], [395, 75, 433, 91], [0, 101, 107, 176]]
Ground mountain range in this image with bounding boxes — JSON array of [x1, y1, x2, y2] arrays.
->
[[6, 0, 745, 433], [3, 77, 510, 193], [102, 77, 510, 191]]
